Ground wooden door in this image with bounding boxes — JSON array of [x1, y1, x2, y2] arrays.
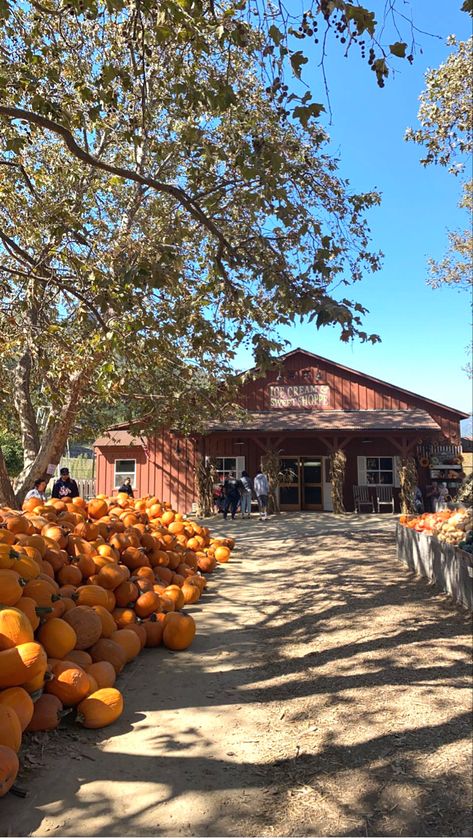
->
[[301, 457, 323, 510], [278, 457, 300, 510]]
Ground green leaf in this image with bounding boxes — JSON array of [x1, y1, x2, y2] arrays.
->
[[290, 50, 308, 79], [268, 24, 283, 46], [461, 0, 473, 13], [389, 41, 407, 58], [345, 6, 376, 36], [293, 102, 325, 128]]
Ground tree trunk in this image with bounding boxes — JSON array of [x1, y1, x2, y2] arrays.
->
[[0, 447, 18, 508], [330, 449, 346, 514], [13, 348, 40, 471], [13, 368, 90, 505]]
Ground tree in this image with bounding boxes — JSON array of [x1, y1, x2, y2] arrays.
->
[[0, 0, 390, 507], [406, 36, 472, 290]]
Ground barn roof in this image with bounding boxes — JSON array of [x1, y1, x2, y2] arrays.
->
[[246, 348, 469, 419], [205, 408, 441, 433]]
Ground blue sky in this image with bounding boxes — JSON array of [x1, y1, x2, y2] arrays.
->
[[233, 1, 472, 421]]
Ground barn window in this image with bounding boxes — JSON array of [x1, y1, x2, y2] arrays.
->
[[206, 456, 245, 482], [114, 459, 136, 488], [357, 456, 400, 487]]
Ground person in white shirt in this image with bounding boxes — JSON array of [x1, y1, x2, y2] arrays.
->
[[254, 469, 269, 521], [24, 478, 48, 502]]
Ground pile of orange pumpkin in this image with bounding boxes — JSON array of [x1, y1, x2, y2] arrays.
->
[[0, 493, 234, 798]]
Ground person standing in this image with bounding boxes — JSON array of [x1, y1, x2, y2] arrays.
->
[[24, 478, 48, 503], [118, 477, 134, 497], [254, 469, 269, 521], [52, 467, 79, 499], [239, 470, 253, 519], [222, 472, 242, 520]]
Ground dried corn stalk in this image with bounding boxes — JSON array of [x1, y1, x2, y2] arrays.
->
[[194, 456, 217, 517], [260, 448, 296, 515], [330, 449, 346, 514], [457, 473, 473, 508], [399, 456, 417, 514]]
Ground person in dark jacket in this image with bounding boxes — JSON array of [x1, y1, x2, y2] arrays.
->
[[223, 472, 242, 520], [118, 477, 134, 498], [52, 467, 79, 499]]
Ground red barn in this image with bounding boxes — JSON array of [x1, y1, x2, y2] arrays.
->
[[93, 349, 468, 512]]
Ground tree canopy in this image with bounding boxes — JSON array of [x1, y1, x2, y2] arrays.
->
[[0, 0, 469, 505]]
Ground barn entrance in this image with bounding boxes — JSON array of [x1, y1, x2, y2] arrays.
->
[[279, 456, 325, 511]]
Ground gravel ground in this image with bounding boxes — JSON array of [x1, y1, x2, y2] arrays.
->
[[2, 513, 472, 837]]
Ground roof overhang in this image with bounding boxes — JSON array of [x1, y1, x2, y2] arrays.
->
[[204, 409, 442, 434]]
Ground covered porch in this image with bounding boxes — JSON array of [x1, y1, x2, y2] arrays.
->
[[201, 409, 444, 512]]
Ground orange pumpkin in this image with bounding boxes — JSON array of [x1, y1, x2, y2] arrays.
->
[[0, 642, 47, 688], [57, 563, 83, 587], [0, 687, 34, 731], [77, 687, 123, 728], [0, 606, 34, 650], [96, 563, 126, 591], [112, 607, 136, 629], [162, 613, 196, 651], [75, 585, 109, 609], [26, 694, 63, 731], [0, 570, 25, 606], [0, 704, 22, 751], [22, 577, 58, 608], [85, 661, 116, 689], [163, 585, 185, 610], [143, 617, 164, 648], [110, 629, 141, 662], [63, 606, 102, 651], [46, 661, 90, 706], [67, 649, 93, 669], [92, 605, 116, 639], [114, 580, 139, 608], [134, 591, 161, 619], [0, 746, 19, 797], [126, 622, 146, 650], [38, 617, 77, 659], [89, 638, 127, 674], [88, 499, 109, 520]]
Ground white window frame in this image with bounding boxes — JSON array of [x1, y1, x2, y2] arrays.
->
[[206, 456, 245, 483], [114, 459, 137, 489], [357, 456, 400, 488]]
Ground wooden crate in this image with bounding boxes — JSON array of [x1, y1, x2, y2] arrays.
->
[[396, 523, 473, 610]]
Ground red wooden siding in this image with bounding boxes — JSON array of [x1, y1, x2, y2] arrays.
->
[[94, 349, 465, 512], [239, 351, 463, 441]]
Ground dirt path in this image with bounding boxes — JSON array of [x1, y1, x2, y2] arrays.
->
[[2, 514, 471, 837]]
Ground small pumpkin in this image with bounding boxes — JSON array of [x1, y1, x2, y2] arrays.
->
[[143, 616, 164, 648], [38, 617, 77, 659], [126, 622, 146, 650], [0, 746, 19, 797], [114, 580, 139, 608], [22, 578, 59, 608], [87, 499, 109, 520], [0, 686, 34, 731], [26, 694, 63, 732], [0, 704, 22, 751], [112, 607, 136, 629], [96, 564, 126, 591], [63, 606, 102, 651], [162, 613, 196, 651], [77, 687, 123, 729], [57, 563, 83, 587]]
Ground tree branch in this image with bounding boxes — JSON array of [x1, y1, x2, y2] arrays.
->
[[0, 106, 238, 262]]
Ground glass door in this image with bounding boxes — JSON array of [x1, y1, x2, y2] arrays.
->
[[279, 458, 300, 510], [301, 458, 323, 510]]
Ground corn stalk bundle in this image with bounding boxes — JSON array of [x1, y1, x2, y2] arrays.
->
[[330, 449, 346, 514], [260, 448, 297, 515], [195, 456, 217, 517], [399, 457, 417, 514], [456, 473, 473, 508]]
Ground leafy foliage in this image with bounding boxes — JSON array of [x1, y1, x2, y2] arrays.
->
[[0, 0, 387, 504]]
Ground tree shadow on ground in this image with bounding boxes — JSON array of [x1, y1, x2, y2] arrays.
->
[[3, 515, 472, 837]]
